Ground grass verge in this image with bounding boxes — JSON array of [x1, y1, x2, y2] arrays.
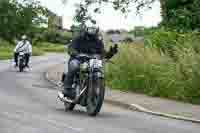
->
[[35, 42, 65, 53], [106, 41, 200, 105]]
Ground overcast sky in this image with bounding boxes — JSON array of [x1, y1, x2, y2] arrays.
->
[[38, 0, 162, 30]]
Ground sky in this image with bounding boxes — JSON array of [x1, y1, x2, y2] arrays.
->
[[38, 0, 162, 30]]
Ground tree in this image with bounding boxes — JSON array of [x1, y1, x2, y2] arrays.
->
[[160, 0, 200, 31], [61, 0, 155, 26], [0, 0, 48, 42]]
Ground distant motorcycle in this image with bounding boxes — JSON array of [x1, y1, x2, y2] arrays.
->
[[58, 54, 107, 116], [18, 52, 26, 72]]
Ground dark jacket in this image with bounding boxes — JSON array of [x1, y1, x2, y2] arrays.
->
[[69, 36, 104, 55], [68, 35, 117, 59]]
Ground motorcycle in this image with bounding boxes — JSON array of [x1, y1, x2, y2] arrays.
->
[[18, 52, 26, 72], [58, 54, 106, 116]]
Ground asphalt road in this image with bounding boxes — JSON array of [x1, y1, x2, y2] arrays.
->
[[0, 54, 199, 133]]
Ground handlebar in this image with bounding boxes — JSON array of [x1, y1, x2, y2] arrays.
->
[[76, 54, 91, 58], [76, 54, 115, 64]]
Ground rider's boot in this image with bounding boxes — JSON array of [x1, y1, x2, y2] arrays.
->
[[14, 61, 18, 67], [62, 88, 76, 100]]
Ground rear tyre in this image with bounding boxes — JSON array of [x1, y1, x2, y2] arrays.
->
[[86, 78, 105, 116]]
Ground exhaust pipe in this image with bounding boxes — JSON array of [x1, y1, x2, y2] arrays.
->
[[57, 91, 73, 103], [57, 87, 87, 104]]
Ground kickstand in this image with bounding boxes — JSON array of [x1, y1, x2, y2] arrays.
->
[[56, 95, 61, 105]]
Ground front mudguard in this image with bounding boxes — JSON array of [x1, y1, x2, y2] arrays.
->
[[93, 70, 104, 79]]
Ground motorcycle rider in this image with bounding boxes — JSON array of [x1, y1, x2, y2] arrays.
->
[[62, 26, 118, 99], [14, 35, 32, 67]]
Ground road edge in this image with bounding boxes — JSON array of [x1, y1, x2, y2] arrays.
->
[[44, 66, 200, 124]]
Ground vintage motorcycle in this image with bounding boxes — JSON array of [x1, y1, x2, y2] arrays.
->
[[58, 54, 107, 116]]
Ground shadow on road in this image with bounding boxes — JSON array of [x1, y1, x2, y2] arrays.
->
[[54, 106, 120, 119]]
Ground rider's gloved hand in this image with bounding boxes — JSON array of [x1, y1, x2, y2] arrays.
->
[[105, 44, 118, 59], [112, 44, 118, 54], [110, 44, 118, 55]]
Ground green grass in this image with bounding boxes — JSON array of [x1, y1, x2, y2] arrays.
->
[[0, 51, 13, 60], [106, 38, 200, 105], [0, 44, 14, 60], [0, 46, 45, 60], [32, 47, 45, 56]]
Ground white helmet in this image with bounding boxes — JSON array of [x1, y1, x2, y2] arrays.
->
[[21, 35, 27, 40]]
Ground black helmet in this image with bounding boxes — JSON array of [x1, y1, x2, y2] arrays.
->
[[86, 26, 99, 36], [82, 25, 100, 40]]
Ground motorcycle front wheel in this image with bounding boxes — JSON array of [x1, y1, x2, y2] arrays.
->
[[86, 78, 105, 116], [64, 102, 75, 111]]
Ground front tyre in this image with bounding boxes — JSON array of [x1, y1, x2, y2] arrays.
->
[[19, 59, 24, 72], [86, 78, 105, 116], [64, 102, 76, 111]]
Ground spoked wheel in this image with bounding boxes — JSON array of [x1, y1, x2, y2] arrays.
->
[[64, 102, 76, 111], [86, 78, 105, 116]]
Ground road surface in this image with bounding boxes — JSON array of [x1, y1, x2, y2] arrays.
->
[[0, 54, 199, 133]]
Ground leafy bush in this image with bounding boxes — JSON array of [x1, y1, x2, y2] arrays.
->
[[123, 37, 134, 43], [106, 30, 121, 34], [43, 30, 72, 44]]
